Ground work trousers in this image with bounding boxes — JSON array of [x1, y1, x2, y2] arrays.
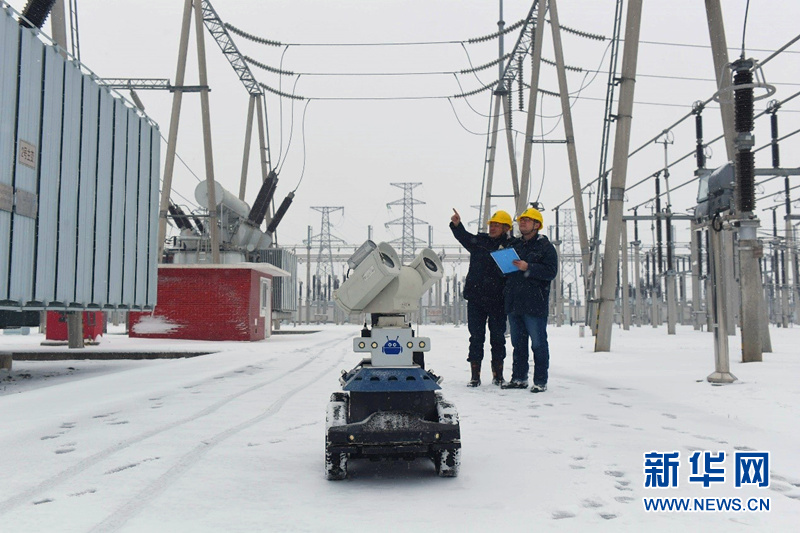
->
[[508, 313, 549, 385], [466, 299, 507, 363]]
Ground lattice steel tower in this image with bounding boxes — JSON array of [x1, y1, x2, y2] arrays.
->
[[559, 209, 581, 303], [385, 183, 427, 263], [469, 204, 494, 230], [310, 207, 345, 297]]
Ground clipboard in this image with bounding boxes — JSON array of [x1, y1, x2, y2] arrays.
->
[[490, 247, 520, 274]]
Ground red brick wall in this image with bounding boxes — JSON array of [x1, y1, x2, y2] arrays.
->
[[129, 268, 269, 341], [46, 311, 105, 341]]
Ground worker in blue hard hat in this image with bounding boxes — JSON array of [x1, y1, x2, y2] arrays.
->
[[501, 207, 558, 393], [450, 208, 512, 387]]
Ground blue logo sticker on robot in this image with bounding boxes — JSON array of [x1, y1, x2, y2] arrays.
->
[[382, 336, 403, 355]]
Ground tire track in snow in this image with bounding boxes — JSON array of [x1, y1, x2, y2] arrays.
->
[[89, 336, 352, 532], [0, 331, 352, 516]]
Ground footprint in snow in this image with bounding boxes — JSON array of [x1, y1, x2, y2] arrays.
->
[[768, 483, 792, 493], [662, 413, 677, 419], [551, 510, 576, 520], [581, 499, 604, 509], [615, 496, 635, 504], [599, 513, 617, 520], [69, 489, 97, 497]]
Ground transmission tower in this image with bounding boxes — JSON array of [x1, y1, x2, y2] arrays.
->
[[310, 207, 345, 300], [559, 209, 581, 303], [385, 183, 427, 263], [469, 204, 495, 230]]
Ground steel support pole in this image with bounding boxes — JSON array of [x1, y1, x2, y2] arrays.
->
[[256, 95, 272, 223], [651, 261, 659, 328], [482, 2, 507, 227], [482, 95, 502, 228], [501, 95, 520, 203], [722, 231, 736, 334], [708, 226, 736, 383], [621, 221, 631, 330], [238, 94, 256, 200], [549, 0, 590, 280], [690, 222, 703, 330], [595, 0, 643, 352], [738, 233, 763, 361], [305, 227, 312, 325], [666, 269, 677, 334], [633, 241, 642, 327], [554, 240, 564, 326], [50, 0, 68, 52], [454, 273, 460, 326], [517, 0, 547, 216], [194, 0, 221, 263], [783, 216, 793, 327], [794, 225, 799, 324], [704, 0, 736, 162], [157, 0, 194, 262]]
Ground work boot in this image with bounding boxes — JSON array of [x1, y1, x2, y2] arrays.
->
[[467, 361, 481, 387], [501, 379, 528, 389], [491, 360, 505, 386]]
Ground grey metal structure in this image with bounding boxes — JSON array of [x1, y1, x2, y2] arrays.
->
[[254, 248, 298, 314], [0, 5, 160, 311]]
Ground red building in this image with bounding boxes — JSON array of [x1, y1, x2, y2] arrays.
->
[[128, 264, 289, 342]]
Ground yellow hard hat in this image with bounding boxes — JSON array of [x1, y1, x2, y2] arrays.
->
[[488, 210, 512, 227], [517, 207, 544, 225]]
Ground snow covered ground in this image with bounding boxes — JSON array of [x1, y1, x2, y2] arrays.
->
[[1, 323, 799, 532]]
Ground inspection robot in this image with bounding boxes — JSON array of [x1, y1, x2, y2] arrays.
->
[[324, 241, 461, 479]]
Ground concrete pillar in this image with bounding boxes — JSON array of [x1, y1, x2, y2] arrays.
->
[[67, 312, 84, 349], [595, 0, 644, 352], [690, 223, 703, 330], [621, 222, 631, 330], [633, 241, 642, 326], [554, 240, 564, 326], [708, 227, 736, 383]]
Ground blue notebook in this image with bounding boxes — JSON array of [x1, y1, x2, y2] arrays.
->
[[490, 247, 520, 274]]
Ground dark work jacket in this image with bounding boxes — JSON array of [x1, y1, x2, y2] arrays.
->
[[503, 233, 558, 317], [450, 222, 511, 307]]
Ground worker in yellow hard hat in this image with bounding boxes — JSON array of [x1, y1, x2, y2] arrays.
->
[[450, 208, 512, 387], [501, 206, 558, 392]]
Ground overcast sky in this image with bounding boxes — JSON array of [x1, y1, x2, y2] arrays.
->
[[20, 1, 800, 266]]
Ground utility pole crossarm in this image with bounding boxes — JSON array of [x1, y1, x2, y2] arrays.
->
[[200, 0, 263, 96], [99, 78, 171, 90]]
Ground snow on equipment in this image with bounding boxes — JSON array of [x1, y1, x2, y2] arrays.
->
[[324, 241, 461, 479]]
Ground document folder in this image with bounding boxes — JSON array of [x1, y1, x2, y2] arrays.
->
[[490, 247, 520, 274]]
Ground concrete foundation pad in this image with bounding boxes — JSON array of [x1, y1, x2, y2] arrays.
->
[[707, 371, 738, 384]]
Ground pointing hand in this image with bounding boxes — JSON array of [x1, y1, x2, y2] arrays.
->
[[451, 208, 461, 226]]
